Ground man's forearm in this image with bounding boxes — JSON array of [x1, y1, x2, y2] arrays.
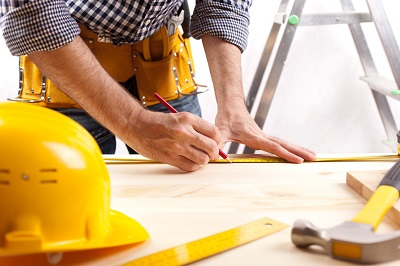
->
[[28, 36, 144, 143], [201, 34, 246, 111]]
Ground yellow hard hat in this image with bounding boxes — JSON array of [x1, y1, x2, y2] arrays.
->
[[0, 102, 149, 257]]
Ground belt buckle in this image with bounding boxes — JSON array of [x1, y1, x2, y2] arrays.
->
[[97, 36, 114, 44]]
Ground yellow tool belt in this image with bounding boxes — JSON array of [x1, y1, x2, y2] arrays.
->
[[9, 24, 202, 108]]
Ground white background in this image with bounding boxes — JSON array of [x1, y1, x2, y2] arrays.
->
[[1, 0, 399, 154]]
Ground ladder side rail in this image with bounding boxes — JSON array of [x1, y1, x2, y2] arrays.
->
[[341, 0, 398, 141], [245, 0, 291, 112], [366, 0, 400, 89], [370, 91, 398, 140]]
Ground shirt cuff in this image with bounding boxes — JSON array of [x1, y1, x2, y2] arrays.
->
[[190, 1, 250, 53], [0, 0, 80, 56]]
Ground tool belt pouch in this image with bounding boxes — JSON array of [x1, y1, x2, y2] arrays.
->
[[132, 27, 198, 106], [9, 26, 200, 108], [9, 55, 81, 108]]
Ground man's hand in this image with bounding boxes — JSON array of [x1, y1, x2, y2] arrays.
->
[[201, 34, 316, 162], [124, 110, 221, 171], [216, 105, 316, 163]]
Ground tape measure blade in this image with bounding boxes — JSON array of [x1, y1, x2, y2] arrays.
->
[[104, 154, 399, 164], [123, 217, 287, 266], [104, 160, 158, 164], [314, 154, 399, 162], [212, 157, 287, 163]]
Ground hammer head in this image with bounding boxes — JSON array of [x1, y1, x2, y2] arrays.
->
[[291, 219, 400, 264]]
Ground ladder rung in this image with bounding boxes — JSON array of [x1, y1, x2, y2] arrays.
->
[[298, 12, 372, 26], [361, 76, 400, 100]]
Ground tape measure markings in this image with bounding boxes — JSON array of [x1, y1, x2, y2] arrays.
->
[[312, 154, 399, 162], [121, 217, 288, 266], [104, 154, 399, 164]]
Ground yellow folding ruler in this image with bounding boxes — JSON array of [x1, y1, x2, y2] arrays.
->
[[121, 217, 288, 266], [103, 154, 399, 164]]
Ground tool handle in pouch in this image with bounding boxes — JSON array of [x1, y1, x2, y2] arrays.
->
[[142, 28, 169, 61], [132, 27, 198, 106], [351, 159, 400, 230]]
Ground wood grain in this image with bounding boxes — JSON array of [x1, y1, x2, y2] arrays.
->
[[1, 157, 399, 266], [346, 170, 400, 224]]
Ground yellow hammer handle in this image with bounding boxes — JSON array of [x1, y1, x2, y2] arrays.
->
[[352, 185, 399, 230]]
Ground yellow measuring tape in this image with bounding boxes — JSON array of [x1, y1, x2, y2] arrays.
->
[[103, 154, 399, 164], [122, 217, 288, 266]]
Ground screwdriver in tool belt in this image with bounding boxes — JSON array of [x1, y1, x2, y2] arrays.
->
[[153, 92, 232, 163]]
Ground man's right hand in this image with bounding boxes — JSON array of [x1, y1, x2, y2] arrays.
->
[[123, 110, 221, 171]]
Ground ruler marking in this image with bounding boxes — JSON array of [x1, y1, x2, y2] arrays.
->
[[122, 217, 287, 266]]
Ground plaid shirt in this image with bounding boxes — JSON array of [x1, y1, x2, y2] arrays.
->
[[0, 0, 251, 56]]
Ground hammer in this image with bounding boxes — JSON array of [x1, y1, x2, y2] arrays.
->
[[291, 159, 400, 264]]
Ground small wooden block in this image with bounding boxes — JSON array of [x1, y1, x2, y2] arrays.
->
[[346, 170, 400, 224]]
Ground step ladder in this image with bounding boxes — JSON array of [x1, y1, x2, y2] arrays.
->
[[229, 0, 400, 154]]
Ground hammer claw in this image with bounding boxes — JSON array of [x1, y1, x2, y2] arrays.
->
[[292, 220, 400, 263], [291, 220, 330, 250]]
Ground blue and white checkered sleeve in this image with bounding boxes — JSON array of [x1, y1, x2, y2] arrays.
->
[[0, 0, 80, 56], [190, 0, 252, 53]]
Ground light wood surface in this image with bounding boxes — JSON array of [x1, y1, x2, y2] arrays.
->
[[1, 154, 400, 266]]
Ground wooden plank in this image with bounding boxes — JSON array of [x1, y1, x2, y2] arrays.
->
[[346, 170, 400, 224]]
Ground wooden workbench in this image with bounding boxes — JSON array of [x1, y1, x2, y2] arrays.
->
[[2, 154, 400, 265]]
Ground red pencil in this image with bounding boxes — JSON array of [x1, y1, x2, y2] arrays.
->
[[154, 93, 232, 163]]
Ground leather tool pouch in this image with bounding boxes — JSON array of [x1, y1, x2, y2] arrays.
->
[[9, 56, 81, 108], [9, 24, 205, 108], [132, 26, 201, 106]]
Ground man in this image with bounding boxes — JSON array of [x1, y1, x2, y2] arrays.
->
[[0, 0, 316, 171]]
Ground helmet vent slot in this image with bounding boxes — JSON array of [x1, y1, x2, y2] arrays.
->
[[40, 180, 57, 184], [40, 168, 57, 172], [0, 169, 10, 185], [40, 169, 58, 184], [0, 180, 10, 185]]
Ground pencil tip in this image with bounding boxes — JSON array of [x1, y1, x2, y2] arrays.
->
[[226, 157, 232, 163]]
